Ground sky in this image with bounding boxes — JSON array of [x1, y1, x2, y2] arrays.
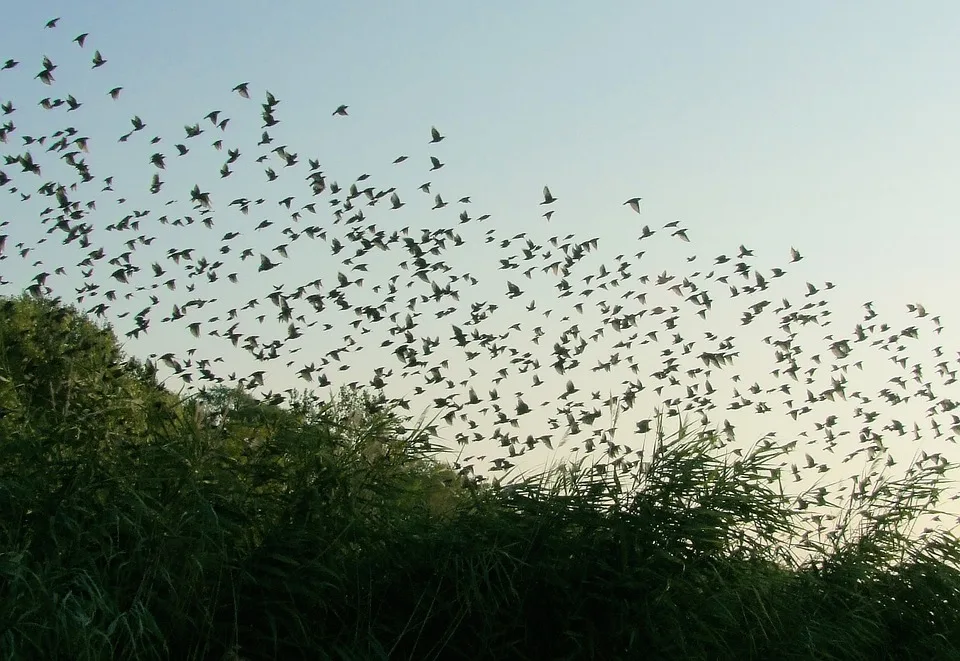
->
[[2, 2, 959, 528]]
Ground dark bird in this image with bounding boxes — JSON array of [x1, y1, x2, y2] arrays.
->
[[45, 17, 60, 29], [333, 104, 348, 116], [429, 156, 444, 171], [36, 67, 54, 85], [74, 33, 89, 47], [91, 50, 106, 68], [7, 14, 958, 506]]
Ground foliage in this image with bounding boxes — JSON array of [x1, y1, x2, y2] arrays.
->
[[1, 296, 959, 660]]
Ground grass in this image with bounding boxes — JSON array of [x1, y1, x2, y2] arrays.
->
[[2, 296, 960, 660]]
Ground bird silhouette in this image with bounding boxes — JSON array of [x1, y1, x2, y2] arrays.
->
[[2, 16, 957, 521]]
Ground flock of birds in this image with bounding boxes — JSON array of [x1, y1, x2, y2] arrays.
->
[[2, 17, 960, 531]]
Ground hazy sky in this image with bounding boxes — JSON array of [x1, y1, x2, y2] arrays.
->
[[2, 2, 959, 511]]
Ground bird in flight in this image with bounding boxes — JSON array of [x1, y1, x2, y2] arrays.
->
[[5, 14, 956, 514]]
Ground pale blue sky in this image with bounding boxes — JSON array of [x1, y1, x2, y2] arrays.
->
[[8, 0, 948, 309], [2, 2, 959, 510]]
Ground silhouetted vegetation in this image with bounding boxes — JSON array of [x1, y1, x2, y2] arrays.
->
[[1, 294, 959, 659]]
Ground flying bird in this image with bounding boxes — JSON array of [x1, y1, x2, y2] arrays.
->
[[333, 105, 348, 116], [6, 14, 957, 510]]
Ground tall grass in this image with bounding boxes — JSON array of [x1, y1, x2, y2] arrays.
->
[[2, 296, 960, 659]]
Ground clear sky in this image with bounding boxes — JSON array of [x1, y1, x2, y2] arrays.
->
[[2, 2, 959, 526]]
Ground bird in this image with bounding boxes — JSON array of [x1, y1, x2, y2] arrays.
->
[[74, 33, 89, 47], [232, 83, 250, 98], [5, 12, 958, 522], [333, 105, 348, 116]]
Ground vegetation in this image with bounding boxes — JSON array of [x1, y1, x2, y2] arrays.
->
[[1, 294, 959, 660]]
